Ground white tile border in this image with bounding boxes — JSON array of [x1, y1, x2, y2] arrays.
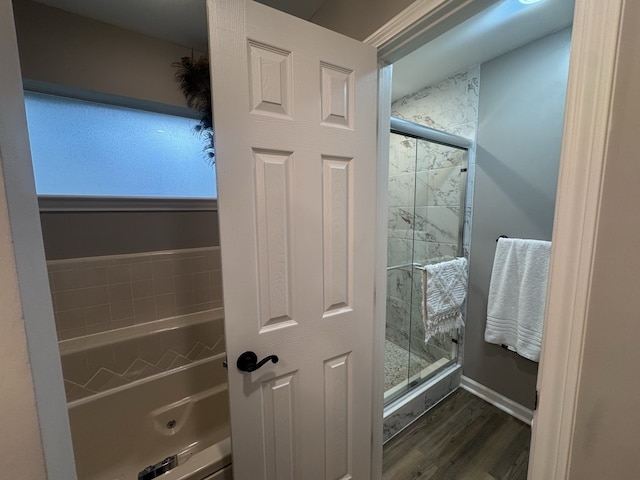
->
[[460, 375, 533, 425]]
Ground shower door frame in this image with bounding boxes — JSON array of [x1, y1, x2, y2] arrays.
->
[[383, 117, 471, 407]]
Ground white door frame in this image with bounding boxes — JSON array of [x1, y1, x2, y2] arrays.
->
[[0, 2, 77, 479], [371, 61, 392, 480], [365, 0, 624, 479]]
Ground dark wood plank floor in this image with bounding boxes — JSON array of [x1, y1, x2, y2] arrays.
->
[[383, 389, 531, 480]]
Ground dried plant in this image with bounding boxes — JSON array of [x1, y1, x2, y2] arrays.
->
[[173, 55, 215, 162]]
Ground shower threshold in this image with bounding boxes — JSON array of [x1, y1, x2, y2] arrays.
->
[[384, 356, 450, 404], [383, 363, 462, 443]]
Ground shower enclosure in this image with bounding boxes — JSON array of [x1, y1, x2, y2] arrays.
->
[[384, 117, 470, 405]]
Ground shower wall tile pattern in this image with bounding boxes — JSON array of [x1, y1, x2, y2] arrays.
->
[[47, 247, 223, 340], [392, 67, 480, 133], [386, 66, 479, 363]]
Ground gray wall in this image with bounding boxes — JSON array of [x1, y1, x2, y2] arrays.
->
[[40, 211, 219, 260], [464, 28, 572, 409], [310, 0, 415, 40], [12, 0, 204, 108]]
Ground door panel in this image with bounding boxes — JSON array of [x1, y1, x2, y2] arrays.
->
[[207, 1, 378, 478]]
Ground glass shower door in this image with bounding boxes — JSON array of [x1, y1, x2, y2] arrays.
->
[[384, 128, 468, 405], [384, 132, 416, 400]]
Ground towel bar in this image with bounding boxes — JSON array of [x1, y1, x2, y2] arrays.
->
[[386, 262, 425, 271]]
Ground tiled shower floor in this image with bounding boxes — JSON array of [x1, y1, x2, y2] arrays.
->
[[384, 339, 431, 392], [384, 339, 452, 401]]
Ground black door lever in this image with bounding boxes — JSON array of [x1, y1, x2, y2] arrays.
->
[[236, 351, 279, 372]]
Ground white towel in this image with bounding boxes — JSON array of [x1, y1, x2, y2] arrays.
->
[[422, 257, 468, 342], [485, 238, 551, 362]]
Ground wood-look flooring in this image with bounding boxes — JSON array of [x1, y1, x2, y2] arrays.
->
[[383, 389, 531, 480]]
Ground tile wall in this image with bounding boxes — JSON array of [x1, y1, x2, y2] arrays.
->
[[61, 315, 225, 402], [48, 247, 223, 340], [390, 65, 480, 259], [386, 66, 479, 369], [48, 246, 225, 403]]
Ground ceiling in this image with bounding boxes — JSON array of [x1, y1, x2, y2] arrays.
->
[[31, 0, 327, 52], [391, 0, 575, 101], [31, 0, 574, 102]]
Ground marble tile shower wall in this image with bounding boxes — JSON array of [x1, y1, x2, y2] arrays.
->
[[48, 247, 223, 340], [387, 66, 479, 362]]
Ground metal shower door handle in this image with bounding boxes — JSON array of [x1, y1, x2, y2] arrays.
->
[[236, 351, 279, 372]]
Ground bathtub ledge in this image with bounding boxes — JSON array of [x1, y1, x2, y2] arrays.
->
[[59, 308, 224, 355], [162, 437, 232, 480]]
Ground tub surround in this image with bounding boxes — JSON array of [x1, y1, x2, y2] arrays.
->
[[47, 246, 225, 402], [48, 246, 223, 340], [68, 355, 230, 480], [58, 308, 223, 355], [61, 309, 225, 402]]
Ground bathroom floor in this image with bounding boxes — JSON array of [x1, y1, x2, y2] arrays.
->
[[382, 388, 531, 480]]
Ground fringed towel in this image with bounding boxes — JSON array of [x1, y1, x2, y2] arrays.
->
[[422, 257, 468, 343], [484, 238, 551, 362]]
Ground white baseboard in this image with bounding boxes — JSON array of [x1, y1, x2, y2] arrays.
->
[[460, 375, 534, 425]]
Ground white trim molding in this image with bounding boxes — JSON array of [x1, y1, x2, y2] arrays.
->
[[371, 60, 392, 480], [23, 79, 199, 119], [460, 376, 534, 425], [0, 4, 77, 478], [528, 0, 625, 479], [364, 0, 499, 63], [38, 195, 218, 212]]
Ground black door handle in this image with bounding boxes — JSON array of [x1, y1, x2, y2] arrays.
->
[[236, 351, 279, 372]]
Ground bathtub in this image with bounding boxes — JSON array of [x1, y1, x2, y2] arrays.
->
[[67, 354, 232, 480]]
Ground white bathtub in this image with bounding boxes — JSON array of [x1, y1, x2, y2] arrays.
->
[[67, 354, 232, 480]]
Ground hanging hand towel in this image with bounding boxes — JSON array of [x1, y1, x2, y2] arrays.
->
[[485, 238, 551, 362], [422, 257, 468, 343]]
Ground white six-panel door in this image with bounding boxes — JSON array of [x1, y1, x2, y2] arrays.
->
[[207, 0, 378, 478]]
